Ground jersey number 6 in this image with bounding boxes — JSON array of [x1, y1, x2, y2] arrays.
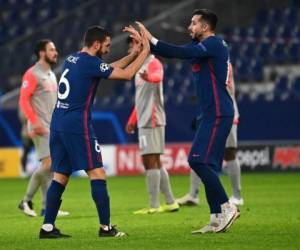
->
[[58, 69, 70, 100]]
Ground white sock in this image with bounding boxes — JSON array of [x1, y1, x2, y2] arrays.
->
[[189, 170, 201, 198], [42, 224, 54, 232], [226, 159, 242, 199]]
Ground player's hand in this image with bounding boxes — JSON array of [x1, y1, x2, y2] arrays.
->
[[30, 120, 49, 137], [135, 21, 152, 41], [123, 25, 142, 44], [140, 28, 150, 54], [125, 123, 136, 134], [139, 70, 149, 81]]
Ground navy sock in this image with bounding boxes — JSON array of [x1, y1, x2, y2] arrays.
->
[[91, 179, 110, 226], [189, 162, 228, 213], [43, 180, 65, 225]]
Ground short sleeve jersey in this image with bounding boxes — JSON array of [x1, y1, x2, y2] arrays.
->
[[50, 52, 113, 134]]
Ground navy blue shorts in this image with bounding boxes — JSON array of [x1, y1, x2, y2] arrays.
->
[[50, 130, 103, 175], [188, 116, 233, 172]]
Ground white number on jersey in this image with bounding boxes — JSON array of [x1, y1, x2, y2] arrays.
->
[[58, 69, 70, 100], [95, 140, 101, 153]]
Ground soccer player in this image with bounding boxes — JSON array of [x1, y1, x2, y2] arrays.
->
[[18, 39, 69, 217], [176, 63, 244, 206], [125, 37, 179, 214], [39, 26, 150, 239], [136, 9, 239, 233]]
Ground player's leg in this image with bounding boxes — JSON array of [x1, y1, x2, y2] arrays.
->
[[39, 156, 69, 217], [224, 124, 243, 205], [21, 136, 33, 173], [176, 169, 201, 206], [189, 117, 238, 233], [40, 172, 70, 239], [133, 154, 161, 214], [39, 131, 71, 239], [19, 135, 51, 217], [134, 128, 161, 214], [158, 154, 179, 212], [224, 147, 244, 205], [87, 168, 126, 237]]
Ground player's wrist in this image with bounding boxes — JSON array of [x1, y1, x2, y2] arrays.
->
[[150, 37, 158, 45]]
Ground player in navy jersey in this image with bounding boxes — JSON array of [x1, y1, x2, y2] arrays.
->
[[136, 9, 239, 234], [39, 26, 150, 239]]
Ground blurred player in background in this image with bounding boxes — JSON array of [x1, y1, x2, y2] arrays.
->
[[18, 109, 34, 176], [39, 26, 149, 238], [136, 8, 239, 234], [125, 36, 179, 215], [176, 63, 244, 206], [18, 39, 69, 217]]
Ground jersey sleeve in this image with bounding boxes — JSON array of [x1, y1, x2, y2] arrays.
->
[[127, 107, 137, 126], [87, 57, 114, 78], [152, 40, 212, 59], [19, 69, 39, 124], [146, 58, 163, 83]]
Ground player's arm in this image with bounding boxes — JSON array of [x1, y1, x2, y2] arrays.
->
[[19, 70, 48, 136], [110, 51, 138, 69], [136, 21, 210, 59], [140, 58, 163, 83], [125, 107, 137, 134], [109, 31, 150, 80]]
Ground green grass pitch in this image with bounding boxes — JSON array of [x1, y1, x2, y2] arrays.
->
[[0, 172, 300, 250]]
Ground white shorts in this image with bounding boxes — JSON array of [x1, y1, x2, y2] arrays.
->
[[32, 134, 50, 160], [225, 123, 238, 148], [138, 127, 165, 155]]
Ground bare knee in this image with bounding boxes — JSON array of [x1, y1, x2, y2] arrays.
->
[[41, 156, 51, 171], [87, 168, 106, 180], [53, 172, 69, 186], [142, 154, 160, 170], [224, 148, 237, 161]]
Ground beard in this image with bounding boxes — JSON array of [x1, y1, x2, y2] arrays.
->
[[45, 55, 57, 65]]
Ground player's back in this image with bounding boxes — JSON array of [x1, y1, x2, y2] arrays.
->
[[51, 52, 112, 134]]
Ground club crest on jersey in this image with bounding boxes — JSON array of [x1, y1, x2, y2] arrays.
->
[[22, 81, 28, 88], [100, 63, 109, 72]]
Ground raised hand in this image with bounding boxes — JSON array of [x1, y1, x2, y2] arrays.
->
[[140, 28, 150, 54], [135, 21, 152, 41], [123, 25, 142, 43]]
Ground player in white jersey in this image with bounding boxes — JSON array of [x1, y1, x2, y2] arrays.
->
[[176, 63, 244, 206], [125, 37, 179, 214], [18, 39, 69, 217]]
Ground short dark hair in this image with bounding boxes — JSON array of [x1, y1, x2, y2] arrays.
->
[[192, 9, 218, 31], [84, 26, 111, 47], [34, 39, 52, 59]]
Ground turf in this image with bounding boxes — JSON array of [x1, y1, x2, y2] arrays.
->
[[0, 172, 300, 250]]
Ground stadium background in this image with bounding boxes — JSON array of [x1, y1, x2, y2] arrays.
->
[[0, 1, 300, 249], [0, 0, 299, 176]]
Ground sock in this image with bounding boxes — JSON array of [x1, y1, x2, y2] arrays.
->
[[40, 171, 53, 210], [23, 164, 43, 202], [189, 162, 228, 214], [189, 170, 201, 198], [146, 169, 160, 208], [43, 180, 65, 225], [91, 179, 110, 226], [159, 167, 175, 204], [210, 213, 221, 226], [226, 159, 242, 199]]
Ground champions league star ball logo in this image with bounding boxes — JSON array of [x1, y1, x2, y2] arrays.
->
[[100, 63, 109, 72]]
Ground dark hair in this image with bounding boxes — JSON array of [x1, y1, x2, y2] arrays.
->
[[84, 26, 111, 47], [192, 9, 218, 31], [34, 39, 52, 59], [126, 36, 133, 44]]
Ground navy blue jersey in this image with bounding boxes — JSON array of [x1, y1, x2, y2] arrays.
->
[[151, 36, 234, 119], [51, 52, 113, 134]]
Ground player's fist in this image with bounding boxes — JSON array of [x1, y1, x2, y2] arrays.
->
[[125, 123, 136, 134]]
